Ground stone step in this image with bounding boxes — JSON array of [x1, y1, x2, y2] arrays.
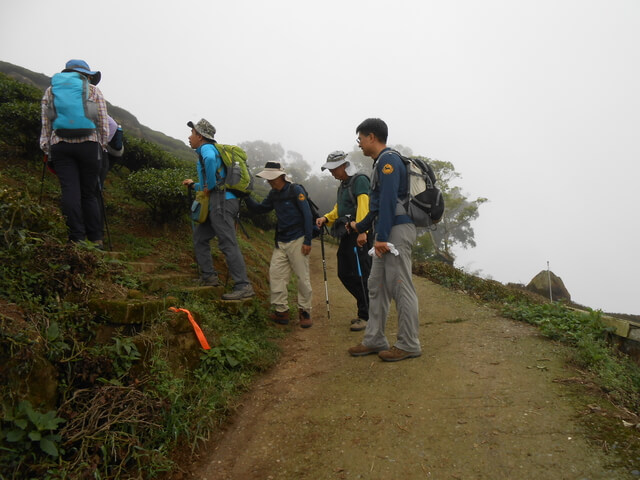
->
[[89, 296, 178, 325], [141, 273, 195, 293], [97, 250, 127, 260], [126, 262, 165, 274], [171, 286, 257, 312], [173, 285, 224, 300]]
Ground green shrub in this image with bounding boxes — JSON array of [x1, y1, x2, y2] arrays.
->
[[0, 73, 42, 160], [126, 167, 194, 222], [0, 180, 62, 249], [119, 135, 187, 171], [0, 400, 65, 473], [241, 192, 277, 231]]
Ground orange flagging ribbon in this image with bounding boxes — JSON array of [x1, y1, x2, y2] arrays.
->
[[168, 307, 210, 350]]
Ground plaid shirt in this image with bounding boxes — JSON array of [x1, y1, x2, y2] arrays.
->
[[39, 83, 109, 154]]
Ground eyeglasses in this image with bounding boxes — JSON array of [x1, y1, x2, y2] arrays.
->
[[357, 134, 369, 145]]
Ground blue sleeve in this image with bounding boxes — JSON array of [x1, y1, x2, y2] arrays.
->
[[245, 190, 275, 213], [375, 155, 403, 242], [193, 144, 221, 191], [293, 185, 314, 246]]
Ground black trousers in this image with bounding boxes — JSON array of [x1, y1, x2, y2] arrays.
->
[[50, 141, 103, 242], [337, 232, 372, 321]]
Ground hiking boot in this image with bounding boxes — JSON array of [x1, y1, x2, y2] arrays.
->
[[222, 284, 255, 301], [348, 343, 383, 357], [200, 274, 220, 287], [378, 346, 422, 362], [269, 310, 290, 325], [298, 309, 312, 329], [350, 319, 367, 332]]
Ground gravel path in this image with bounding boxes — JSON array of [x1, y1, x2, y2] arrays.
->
[[189, 242, 625, 479]]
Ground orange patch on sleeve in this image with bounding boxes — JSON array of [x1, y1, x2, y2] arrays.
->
[[382, 163, 394, 175], [298, 193, 306, 201]]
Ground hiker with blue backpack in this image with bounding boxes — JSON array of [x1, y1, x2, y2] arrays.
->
[[347, 118, 422, 363], [39, 59, 109, 247], [182, 119, 255, 301], [316, 151, 372, 332]]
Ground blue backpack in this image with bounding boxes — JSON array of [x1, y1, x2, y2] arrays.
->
[[47, 72, 99, 138]]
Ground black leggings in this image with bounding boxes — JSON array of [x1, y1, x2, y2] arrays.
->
[[50, 141, 103, 242], [337, 233, 372, 320]]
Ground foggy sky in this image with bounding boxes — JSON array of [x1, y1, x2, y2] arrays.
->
[[1, 0, 638, 313]]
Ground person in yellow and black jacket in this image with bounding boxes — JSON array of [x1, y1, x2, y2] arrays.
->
[[316, 151, 372, 332]]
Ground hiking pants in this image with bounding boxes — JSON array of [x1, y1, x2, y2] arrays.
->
[[269, 235, 312, 313], [337, 232, 371, 321], [193, 194, 250, 287], [50, 141, 103, 243], [362, 223, 421, 354]]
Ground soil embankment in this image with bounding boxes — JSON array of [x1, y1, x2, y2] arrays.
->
[[188, 242, 626, 479]]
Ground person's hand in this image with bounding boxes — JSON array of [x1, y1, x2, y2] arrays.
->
[[316, 216, 327, 228], [374, 240, 390, 258], [302, 244, 311, 256], [346, 221, 358, 233], [357, 232, 367, 248], [182, 179, 195, 188]]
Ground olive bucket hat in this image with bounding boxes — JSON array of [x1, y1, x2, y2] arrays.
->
[[187, 119, 216, 141]]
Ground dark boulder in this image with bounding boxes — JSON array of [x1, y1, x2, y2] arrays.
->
[[526, 270, 571, 301]]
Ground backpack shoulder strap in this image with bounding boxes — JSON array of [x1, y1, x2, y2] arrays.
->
[[342, 173, 368, 207]]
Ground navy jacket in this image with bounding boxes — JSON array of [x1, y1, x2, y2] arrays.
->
[[245, 182, 314, 246], [356, 148, 412, 242]]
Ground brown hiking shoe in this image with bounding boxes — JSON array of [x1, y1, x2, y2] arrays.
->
[[298, 309, 312, 328], [269, 310, 289, 325], [350, 319, 367, 332], [378, 346, 422, 362], [348, 343, 383, 357]]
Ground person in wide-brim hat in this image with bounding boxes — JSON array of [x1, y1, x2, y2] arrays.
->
[[244, 161, 314, 328], [63, 59, 102, 85], [256, 161, 292, 182]]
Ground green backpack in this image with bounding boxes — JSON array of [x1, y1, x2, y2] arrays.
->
[[213, 143, 254, 196]]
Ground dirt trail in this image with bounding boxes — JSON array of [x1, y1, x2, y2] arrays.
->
[[189, 242, 625, 479]]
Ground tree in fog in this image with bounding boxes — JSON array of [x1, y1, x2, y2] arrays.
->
[[413, 158, 487, 263], [284, 150, 311, 184]]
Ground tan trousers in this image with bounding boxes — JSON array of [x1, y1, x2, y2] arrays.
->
[[269, 236, 312, 313]]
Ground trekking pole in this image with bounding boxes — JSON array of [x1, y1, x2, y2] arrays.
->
[[187, 186, 201, 277], [187, 186, 195, 232], [39, 155, 47, 204], [354, 246, 369, 311], [320, 227, 331, 320], [236, 211, 251, 239], [97, 179, 112, 251]]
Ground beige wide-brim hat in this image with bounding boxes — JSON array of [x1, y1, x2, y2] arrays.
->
[[256, 161, 292, 181]]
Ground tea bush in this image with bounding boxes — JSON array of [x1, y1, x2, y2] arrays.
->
[[126, 166, 195, 222], [119, 135, 187, 171], [0, 73, 42, 160]]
